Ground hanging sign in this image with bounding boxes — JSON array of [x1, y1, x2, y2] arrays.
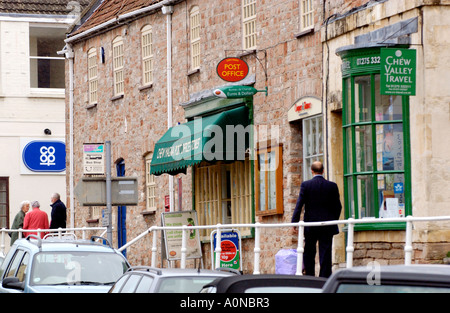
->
[[380, 48, 416, 96], [216, 57, 249, 82], [214, 86, 268, 99]]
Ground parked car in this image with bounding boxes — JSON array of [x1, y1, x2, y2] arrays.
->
[[200, 274, 327, 293], [109, 267, 239, 293], [0, 235, 130, 293], [322, 265, 450, 293]]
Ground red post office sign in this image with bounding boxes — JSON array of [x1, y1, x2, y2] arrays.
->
[[216, 57, 249, 82]]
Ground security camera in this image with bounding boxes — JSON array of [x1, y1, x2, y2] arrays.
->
[[44, 128, 52, 135]]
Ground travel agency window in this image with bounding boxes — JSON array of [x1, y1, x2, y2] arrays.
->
[[338, 47, 413, 230]]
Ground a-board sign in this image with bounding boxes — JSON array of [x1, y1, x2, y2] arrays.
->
[[161, 211, 202, 261], [211, 230, 241, 271]]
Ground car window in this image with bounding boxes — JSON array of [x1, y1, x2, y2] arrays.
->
[[16, 253, 30, 282], [135, 275, 154, 293], [31, 252, 128, 286], [336, 283, 450, 293], [109, 275, 130, 293], [5, 250, 25, 278], [120, 274, 142, 293], [156, 277, 220, 293]]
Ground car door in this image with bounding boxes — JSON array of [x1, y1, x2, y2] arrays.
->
[[0, 249, 30, 293]]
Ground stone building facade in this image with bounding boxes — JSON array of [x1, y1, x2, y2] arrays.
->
[[65, 0, 450, 273]]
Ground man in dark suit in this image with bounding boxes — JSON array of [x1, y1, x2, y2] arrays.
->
[[291, 161, 342, 278]]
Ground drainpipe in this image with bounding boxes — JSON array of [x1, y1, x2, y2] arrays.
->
[[162, 5, 174, 212], [60, 43, 75, 229]]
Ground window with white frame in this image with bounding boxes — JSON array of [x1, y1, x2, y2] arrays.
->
[[112, 36, 124, 96], [29, 26, 66, 89], [141, 25, 154, 86], [303, 115, 324, 181], [242, 0, 257, 50], [146, 154, 156, 212], [190, 6, 201, 70], [300, 0, 314, 31], [88, 48, 98, 104]]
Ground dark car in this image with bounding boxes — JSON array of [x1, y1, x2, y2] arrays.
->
[[322, 265, 450, 293], [200, 274, 327, 293]]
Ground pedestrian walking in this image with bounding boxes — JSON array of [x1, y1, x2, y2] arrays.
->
[[291, 161, 342, 278], [10, 201, 30, 246], [49, 192, 67, 230], [23, 201, 49, 239]]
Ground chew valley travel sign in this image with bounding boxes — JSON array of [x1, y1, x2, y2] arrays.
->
[[380, 48, 416, 96]]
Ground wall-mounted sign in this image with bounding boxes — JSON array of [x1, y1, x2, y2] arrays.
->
[[380, 48, 416, 96], [211, 230, 242, 271], [83, 143, 105, 175], [216, 57, 249, 82], [214, 86, 267, 99], [288, 96, 322, 122], [22, 140, 66, 172]]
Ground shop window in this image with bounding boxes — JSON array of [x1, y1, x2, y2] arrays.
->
[[88, 48, 98, 105], [141, 25, 153, 86], [195, 160, 252, 240], [189, 6, 201, 70], [112, 36, 124, 96], [343, 73, 411, 230], [242, 0, 257, 50], [29, 26, 66, 89], [0, 177, 8, 228], [255, 144, 283, 216], [303, 115, 323, 181]]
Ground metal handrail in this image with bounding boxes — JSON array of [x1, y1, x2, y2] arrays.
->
[[118, 215, 450, 274]]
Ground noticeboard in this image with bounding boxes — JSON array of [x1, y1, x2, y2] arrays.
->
[[83, 143, 105, 175], [161, 211, 202, 261]]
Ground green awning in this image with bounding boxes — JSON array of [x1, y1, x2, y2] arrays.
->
[[150, 106, 250, 176]]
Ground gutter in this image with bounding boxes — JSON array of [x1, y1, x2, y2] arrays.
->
[[64, 0, 181, 44]]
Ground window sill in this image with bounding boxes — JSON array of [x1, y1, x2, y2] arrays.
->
[[111, 94, 124, 101], [141, 210, 156, 216], [343, 221, 406, 232], [86, 103, 97, 110], [139, 84, 153, 91], [237, 49, 256, 58], [294, 28, 314, 39], [187, 68, 200, 76], [86, 218, 99, 224]]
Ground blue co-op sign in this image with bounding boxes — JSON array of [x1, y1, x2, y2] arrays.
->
[[22, 141, 66, 172]]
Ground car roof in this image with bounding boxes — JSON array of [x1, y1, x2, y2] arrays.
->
[[125, 266, 238, 277], [203, 274, 327, 293], [13, 237, 120, 254]]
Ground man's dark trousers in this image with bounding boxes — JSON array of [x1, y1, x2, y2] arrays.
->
[[303, 228, 333, 278]]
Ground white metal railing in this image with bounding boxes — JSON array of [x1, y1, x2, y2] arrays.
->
[[0, 227, 107, 256], [118, 215, 450, 274]]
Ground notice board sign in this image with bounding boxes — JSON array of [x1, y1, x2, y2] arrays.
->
[[83, 143, 105, 175], [161, 211, 202, 261], [380, 48, 416, 96]]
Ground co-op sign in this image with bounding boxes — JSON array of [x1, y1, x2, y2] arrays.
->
[[22, 139, 66, 173]]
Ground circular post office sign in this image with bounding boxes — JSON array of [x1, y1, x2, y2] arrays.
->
[[216, 57, 249, 82]]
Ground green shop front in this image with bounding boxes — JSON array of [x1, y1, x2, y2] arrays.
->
[[337, 46, 415, 231]]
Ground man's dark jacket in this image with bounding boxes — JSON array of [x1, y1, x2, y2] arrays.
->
[[291, 175, 342, 235], [50, 199, 67, 229]]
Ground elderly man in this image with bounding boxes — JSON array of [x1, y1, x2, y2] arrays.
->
[[50, 192, 67, 230], [23, 201, 49, 239], [10, 201, 30, 245]]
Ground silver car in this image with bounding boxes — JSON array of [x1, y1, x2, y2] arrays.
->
[[0, 235, 130, 293], [109, 267, 239, 293]]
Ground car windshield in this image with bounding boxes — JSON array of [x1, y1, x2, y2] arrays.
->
[[336, 283, 450, 293], [156, 276, 220, 293], [31, 252, 128, 286]]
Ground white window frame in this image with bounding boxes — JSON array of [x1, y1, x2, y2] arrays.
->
[[146, 154, 157, 212], [190, 6, 201, 70], [300, 0, 314, 31], [302, 115, 324, 181], [112, 36, 124, 96], [141, 25, 154, 86], [242, 0, 257, 50], [88, 48, 98, 104]]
